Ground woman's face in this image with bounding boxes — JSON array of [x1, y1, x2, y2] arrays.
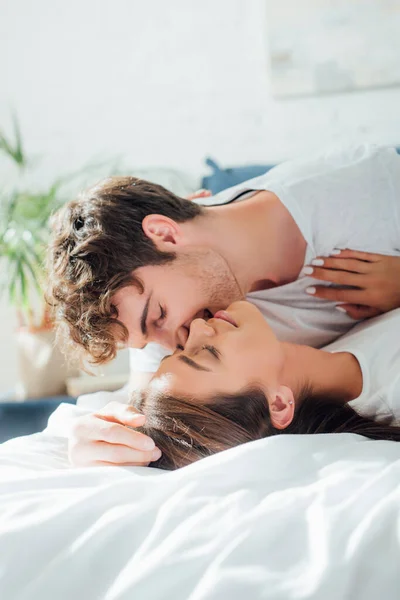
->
[[153, 301, 285, 399]]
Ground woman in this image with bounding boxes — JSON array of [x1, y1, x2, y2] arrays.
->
[[132, 301, 400, 469]]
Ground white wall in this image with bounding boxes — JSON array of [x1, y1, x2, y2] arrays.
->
[[1, 0, 400, 394]]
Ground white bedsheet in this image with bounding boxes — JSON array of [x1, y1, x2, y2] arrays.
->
[[0, 406, 400, 600]]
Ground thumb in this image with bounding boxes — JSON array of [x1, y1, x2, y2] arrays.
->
[[97, 402, 146, 427]]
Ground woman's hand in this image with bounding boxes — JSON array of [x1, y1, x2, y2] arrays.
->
[[68, 401, 161, 467], [304, 249, 400, 319]]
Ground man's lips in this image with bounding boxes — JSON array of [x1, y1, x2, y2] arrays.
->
[[213, 310, 238, 328]]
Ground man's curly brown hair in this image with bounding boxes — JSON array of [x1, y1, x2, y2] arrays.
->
[[46, 176, 204, 366]]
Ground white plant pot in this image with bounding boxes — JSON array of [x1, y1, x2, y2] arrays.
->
[[15, 328, 73, 399]]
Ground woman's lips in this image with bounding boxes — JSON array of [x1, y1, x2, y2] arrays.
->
[[213, 310, 238, 328]]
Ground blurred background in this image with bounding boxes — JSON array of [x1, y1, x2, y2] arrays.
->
[[0, 0, 399, 432]]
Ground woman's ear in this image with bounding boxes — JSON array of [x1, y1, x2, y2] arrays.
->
[[142, 215, 182, 250], [268, 385, 295, 430]]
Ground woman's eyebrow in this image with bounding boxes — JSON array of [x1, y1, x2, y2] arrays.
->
[[178, 355, 211, 372]]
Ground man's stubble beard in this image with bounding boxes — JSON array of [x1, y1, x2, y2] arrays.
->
[[179, 249, 244, 312]]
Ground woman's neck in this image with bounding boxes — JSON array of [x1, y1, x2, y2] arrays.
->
[[280, 343, 363, 404]]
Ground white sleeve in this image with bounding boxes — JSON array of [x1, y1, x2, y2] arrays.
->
[[44, 386, 132, 438], [129, 343, 170, 374]]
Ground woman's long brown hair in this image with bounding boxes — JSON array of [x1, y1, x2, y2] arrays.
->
[[132, 387, 400, 470]]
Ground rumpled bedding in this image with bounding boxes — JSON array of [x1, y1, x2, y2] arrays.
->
[[0, 408, 399, 599]]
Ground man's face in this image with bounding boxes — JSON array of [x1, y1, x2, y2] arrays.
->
[[113, 249, 243, 352]]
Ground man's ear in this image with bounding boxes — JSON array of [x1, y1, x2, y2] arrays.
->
[[142, 215, 182, 250], [268, 385, 295, 430]]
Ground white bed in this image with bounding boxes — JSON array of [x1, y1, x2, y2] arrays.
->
[[0, 403, 400, 600]]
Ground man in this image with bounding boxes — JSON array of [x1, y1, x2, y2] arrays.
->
[[47, 144, 400, 466]]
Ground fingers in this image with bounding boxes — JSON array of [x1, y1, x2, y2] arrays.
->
[[68, 400, 162, 467], [73, 413, 154, 450], [306, 285, 364, 305], [70, 441, 161, 467], [304, 265, 363, 286], [96, 401, 146, 427], [308, 257, 370, 274], [335, 304, 382, 320], [93, 459, 159, 467], [98, 420, 156, 450], [329, 249, 381, 262], [304, 249, 400, 316], [91, 442, 161, 466]]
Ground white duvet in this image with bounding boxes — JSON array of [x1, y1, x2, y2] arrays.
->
[[0, 405, 400, 600]]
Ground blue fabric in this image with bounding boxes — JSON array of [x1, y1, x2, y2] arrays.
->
[[201, 157, 274, 194], [201, 148, 400, 195], [0, 396, 76, 443]]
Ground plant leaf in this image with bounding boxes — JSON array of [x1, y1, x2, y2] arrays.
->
[[0, 114, 26, 167]]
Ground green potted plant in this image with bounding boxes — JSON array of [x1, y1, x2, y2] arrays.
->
[[0, 118, 74, 398]]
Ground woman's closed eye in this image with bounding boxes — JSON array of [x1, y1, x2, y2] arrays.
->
[[175, 344, 220, 359], [157, 344, 220, 373], [176, 344, 220, 372], [201, 345, 220, 360], [170, 344, 220, 360]]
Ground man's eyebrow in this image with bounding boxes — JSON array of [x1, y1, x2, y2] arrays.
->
[[178, 355, 211, 372], [140, 295, 151, 336]]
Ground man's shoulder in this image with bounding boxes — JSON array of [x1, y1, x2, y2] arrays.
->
[[262, 143, 391, 182]]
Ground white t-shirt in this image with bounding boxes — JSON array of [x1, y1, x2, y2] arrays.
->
[[130, 144, 400, 374], [324, 308, 400, 424]]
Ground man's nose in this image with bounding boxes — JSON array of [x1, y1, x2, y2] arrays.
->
[[176, 325, 189, 350], [148, 326, 188, 353]]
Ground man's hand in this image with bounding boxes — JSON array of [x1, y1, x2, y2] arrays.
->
[[304, 249, 400, 319], [68, 401, 161, 467], [186, 189, 212, 200]]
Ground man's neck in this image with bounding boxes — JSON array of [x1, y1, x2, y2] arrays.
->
[[281, 343, 363, 404], [200, 191, 307, 295]]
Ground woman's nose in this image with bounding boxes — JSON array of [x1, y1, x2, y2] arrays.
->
[[153, 318, 215, 352], [185, 318, 215, 350]]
